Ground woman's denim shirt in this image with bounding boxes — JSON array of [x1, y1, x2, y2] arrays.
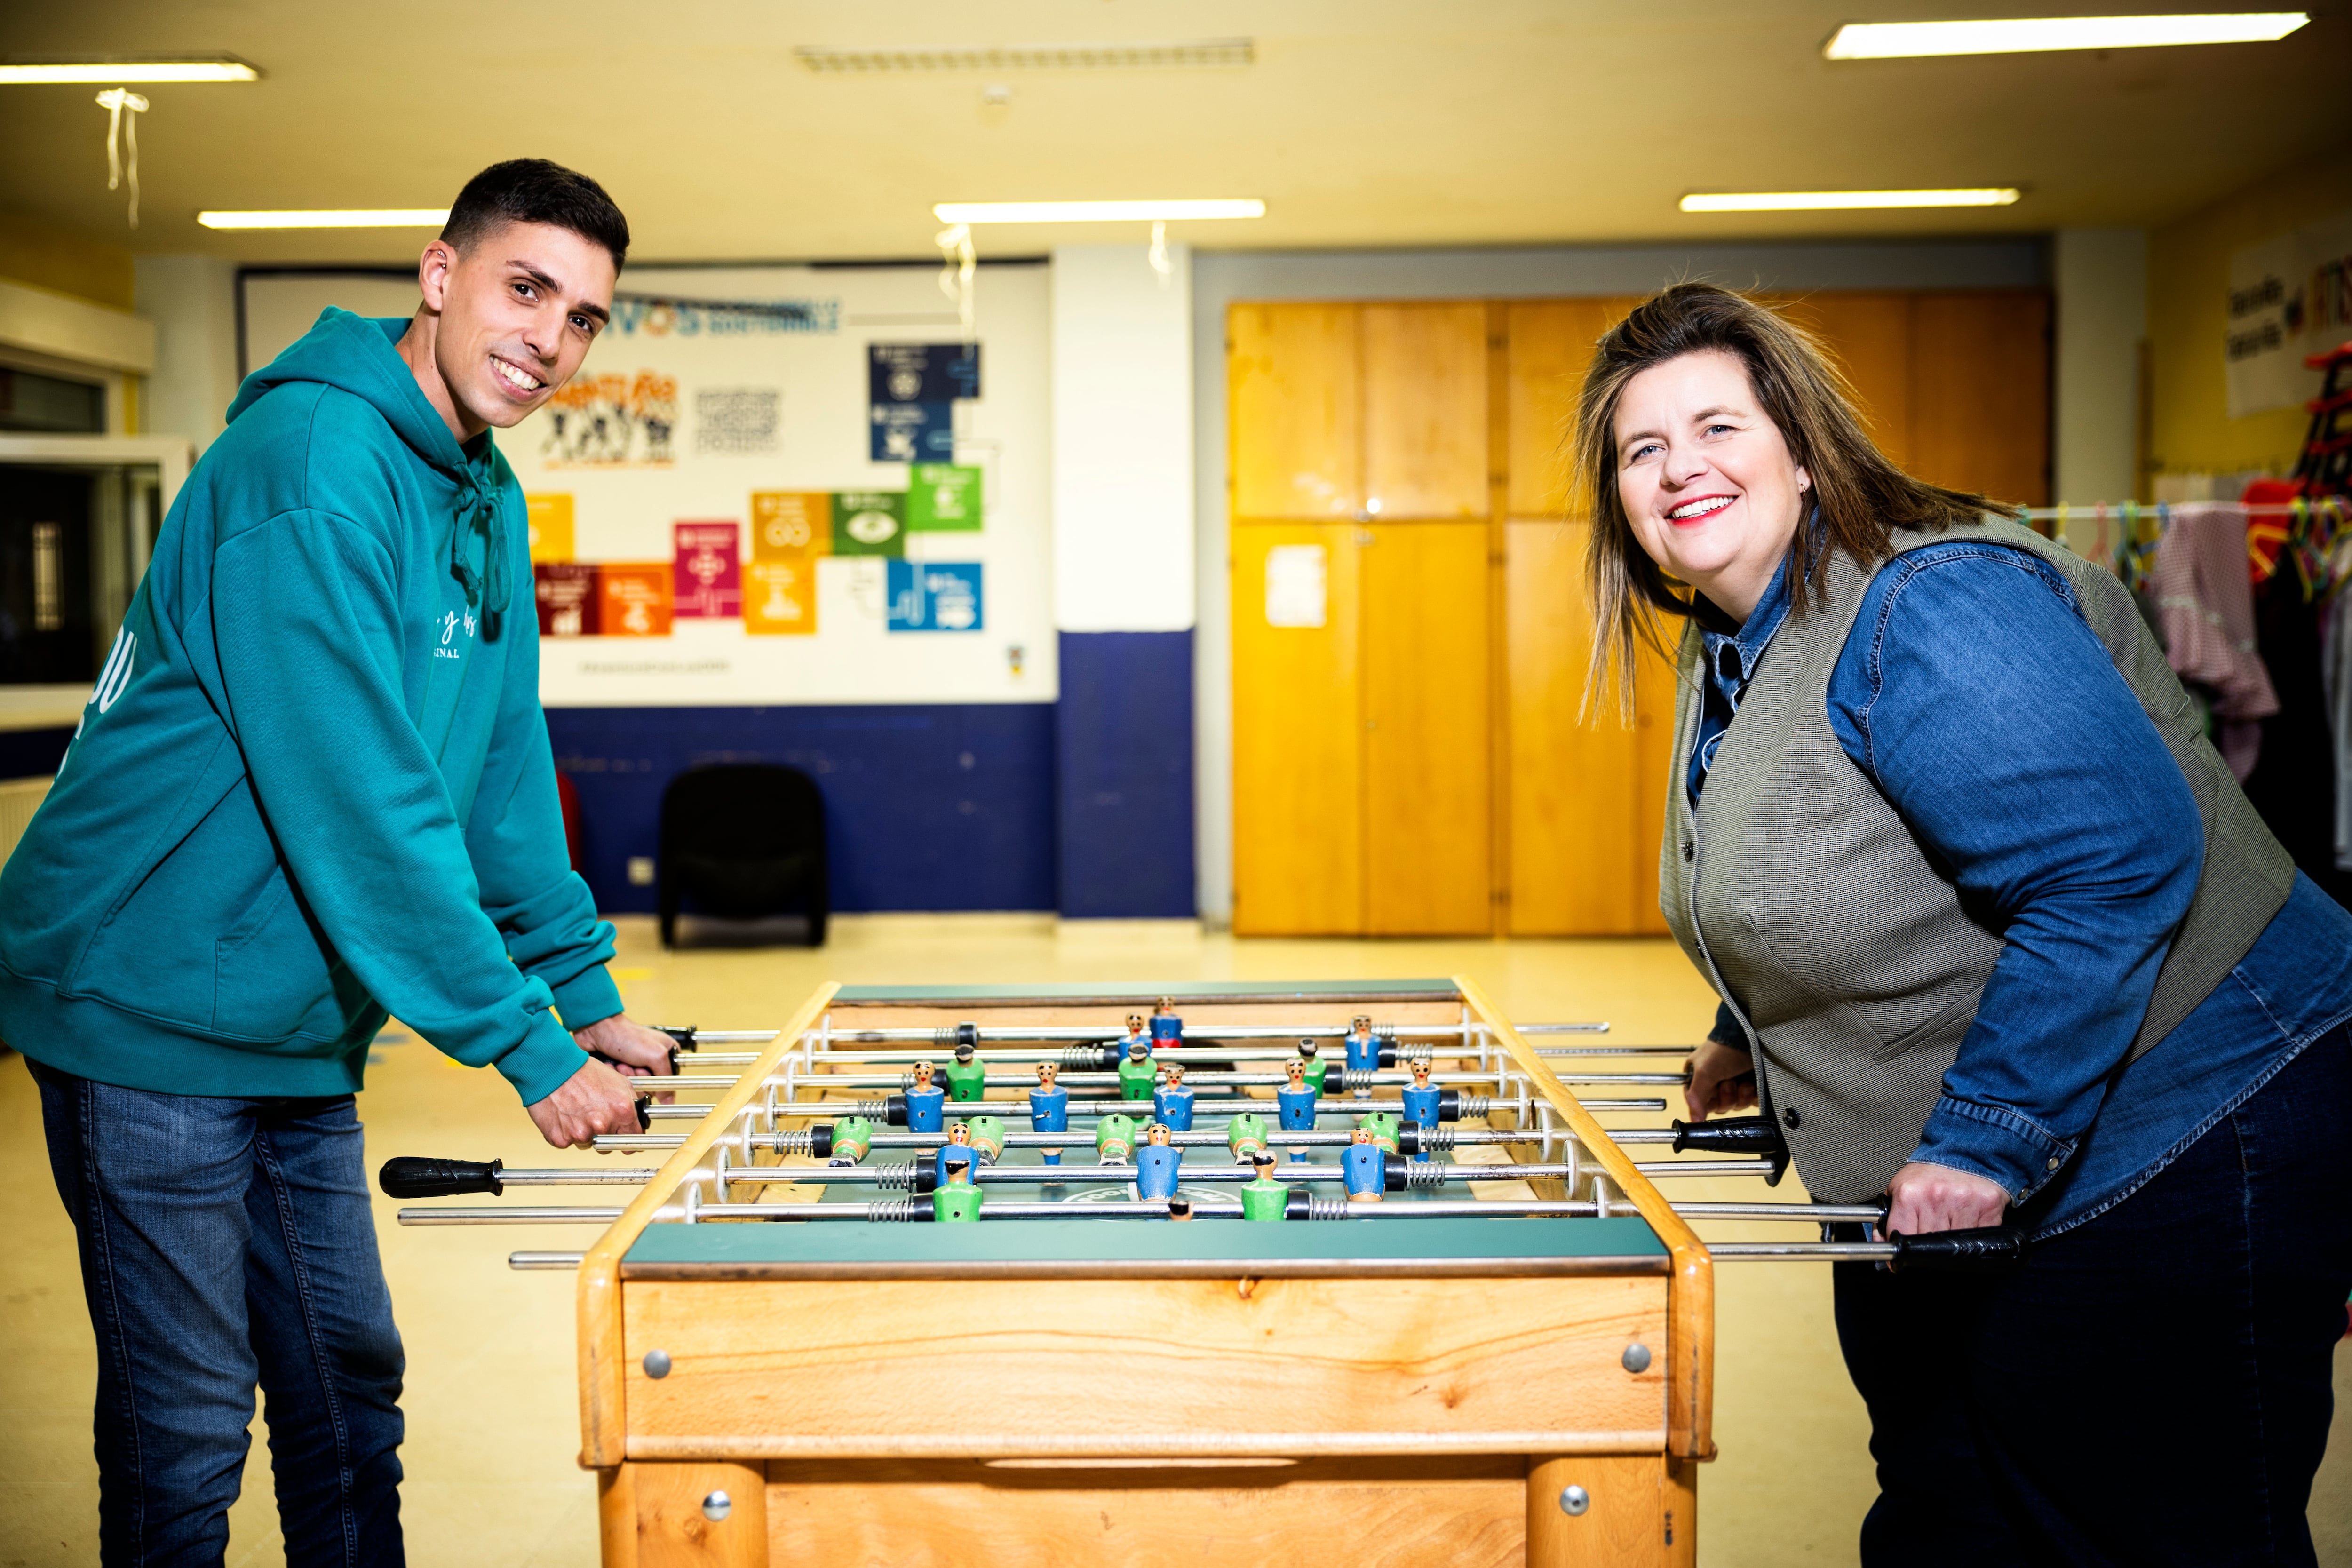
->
[[1689, 539, 2352, 1237]]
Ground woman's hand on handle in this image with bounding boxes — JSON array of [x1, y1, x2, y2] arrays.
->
[[1883, 1161, 2010, 1238], [1683, 1036, 1759, 1122]]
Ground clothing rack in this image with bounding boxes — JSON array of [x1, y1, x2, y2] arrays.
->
[[2008, 497, 2351, 605]]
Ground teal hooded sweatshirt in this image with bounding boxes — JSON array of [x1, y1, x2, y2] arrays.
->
[[0, 309, 619, 1102]]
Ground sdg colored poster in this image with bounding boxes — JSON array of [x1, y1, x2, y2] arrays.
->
[[869, 342, 981, 403], [868, 342, 978, 462], [672, 521, 742, 619], [533, 562, 599, 636], [750, 491, 830, 559], [744, 559, 817, 635], [870, 401, 954, 463], [906, 463, 982, 531], [832, 491, 906, 557], [600, 564, 674, 636], [886, 560, 984, 632], [525, 493, 574, 561]]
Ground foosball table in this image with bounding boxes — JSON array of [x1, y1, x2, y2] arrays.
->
[[387, 978, 2010, 1566]]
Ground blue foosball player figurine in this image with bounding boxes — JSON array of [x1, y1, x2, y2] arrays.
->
[[933, 1121, 980, 1186], [1119, 1011, 1153, 1061], [1135, 1122, 1183, 1200], [1152, 1062, 1195, 1131], [906, 1060, 946, 1133], [1029, 1062, 1070, 1166], [1276, 1057, 1319, 1162], [1344, 1126, 1386, 1202], [1343, 1015, 1381, 1098], [1150, 995, 1183, 1049], [1400, 1053, 1441, 1152]]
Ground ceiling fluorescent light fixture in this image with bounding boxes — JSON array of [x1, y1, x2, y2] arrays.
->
[[1824, 13, 2307, 58], [934, 199, 1264, 224], [0, 56, 260, 83], [197, 209, 450, 229], [1681, 188, 2022, 212], [799, 39, 1251, 72]]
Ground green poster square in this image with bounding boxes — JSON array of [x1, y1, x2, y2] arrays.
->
[[831, 491, 907, 556], [906, 463, 984, 532]]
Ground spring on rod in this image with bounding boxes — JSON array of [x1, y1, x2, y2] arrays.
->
[[871, 1197, 920, 1223], [769, 1127, 821, 1158], [1303, 1196, 1354, 1222], [1413, 1123, 1458, 1153], [871, 1162, 924, 1192], [1400, 1163, 1452, 1193], [1062, 1044, 1103, 1071]]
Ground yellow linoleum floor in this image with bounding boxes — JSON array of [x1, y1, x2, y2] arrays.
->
[[2, 914, 2345, 1567]]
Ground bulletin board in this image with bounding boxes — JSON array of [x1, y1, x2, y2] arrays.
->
[[237, 263, 1056, 706]]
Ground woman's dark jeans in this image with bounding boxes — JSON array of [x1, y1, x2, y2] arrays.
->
[[1834, 1020, 2352, 1567], [34, 1061, 405, 1567]]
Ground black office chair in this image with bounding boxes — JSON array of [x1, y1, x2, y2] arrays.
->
[[657, 764, 829, 948]]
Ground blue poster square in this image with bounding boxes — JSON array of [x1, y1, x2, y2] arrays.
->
[[870, 400, 954, 463], [886, 560, 985, 632], [870, 343, 981, 404]]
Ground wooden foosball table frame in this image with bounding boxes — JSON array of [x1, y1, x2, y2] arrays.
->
[[577, 979, 1712, 1567]]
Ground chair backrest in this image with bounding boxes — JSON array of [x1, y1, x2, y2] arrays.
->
[[660, 764, 825, 859]]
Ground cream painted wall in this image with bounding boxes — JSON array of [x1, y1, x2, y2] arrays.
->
[[2053, 229, 2146, 507], [133, 255, 240, 453], [2147, 138, 2352, 484]]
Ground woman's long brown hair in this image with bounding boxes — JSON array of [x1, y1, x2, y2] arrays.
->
[[1573, 283, 2012, 716]]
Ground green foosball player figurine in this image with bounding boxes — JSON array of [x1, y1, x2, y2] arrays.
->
[[1296, 1039, 1330, 1098], [933, 1149, 985, 1222], [961, 1114, 1007, 1163], [1116, 1039, 1158, 1106], [1096, 1113, 1140, 1164], [943, 1042, 988, 1102], [827, 1115, 875, 1166], [1240, 1150, 1289, 1221], [1226, 1111, 1271, 1163], [1357, 1110, 1402, 1156]]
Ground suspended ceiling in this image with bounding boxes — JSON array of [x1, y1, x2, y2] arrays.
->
[[0, 0, 2344, 265]]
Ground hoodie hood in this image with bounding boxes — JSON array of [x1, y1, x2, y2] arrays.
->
[[230, 308, 512, 622]]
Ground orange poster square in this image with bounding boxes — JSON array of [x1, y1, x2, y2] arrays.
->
[[750, 491, 832, 561], [744, 558, 818, 636], [598, 563, 673, 636]]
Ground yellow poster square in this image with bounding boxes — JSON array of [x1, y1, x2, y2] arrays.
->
[[750, 492, 832, 561], [524, 493, 574, 561], [744, 558, 818, 635]]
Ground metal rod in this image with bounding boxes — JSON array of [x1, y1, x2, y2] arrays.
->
[[1708, 1242, 1898, 1260], [588, 1110, 1669, 1154], [784, 1022, 1610, 1045], [400, 1207, 634, 1225], [509, 1251, 586, 1269]]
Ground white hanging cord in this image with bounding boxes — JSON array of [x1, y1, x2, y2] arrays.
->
[[935, 222, 976, 340], [1149, 219, 1171, 289], [95, 89, 149, 228]]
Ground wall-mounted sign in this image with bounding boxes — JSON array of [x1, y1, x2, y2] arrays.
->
[[525, 493, 574, 561], [744, 559, 817, 636], [1264, 544, 1327, 628], [751, 491, 830, 558], [887, 560, 984, 632], [870, 342, 981, 404], [600, 564, 674, 636], [870, 400, 954, 463], [907, 463, 983, 531], [2226, 206, 2352, 417], [672, 522, 742, 619], [534, 562, 599, 636], [832, 491, 907, 557]]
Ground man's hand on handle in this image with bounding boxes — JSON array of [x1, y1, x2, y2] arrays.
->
[[1682, 1036, 1759, 1122], [1883, 1161, 2010, 1239], [527, 1057, 647, 1150], [572, 1013, 679, 1080]]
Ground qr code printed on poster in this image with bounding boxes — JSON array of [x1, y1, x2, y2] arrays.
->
[[697, 388, 781, 455]]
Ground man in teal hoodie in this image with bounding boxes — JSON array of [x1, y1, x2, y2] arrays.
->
[[0, 159, 672, 1565]]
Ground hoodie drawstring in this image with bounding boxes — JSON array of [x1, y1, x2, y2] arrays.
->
[[449, 476, 509, 641]]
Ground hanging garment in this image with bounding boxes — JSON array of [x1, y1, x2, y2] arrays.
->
[[2147, 502, 2278, 780], [2243, 570, 2352, 909], [2326, 589, 2352, 873]]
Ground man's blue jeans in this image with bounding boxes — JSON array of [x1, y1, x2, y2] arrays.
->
[[33, 1062, 405, 1567]]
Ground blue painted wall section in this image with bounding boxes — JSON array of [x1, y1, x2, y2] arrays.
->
[[1055, 631, 1196, 918], [545, 704, 1057, 914]]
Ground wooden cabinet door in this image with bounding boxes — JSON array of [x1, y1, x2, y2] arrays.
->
[[1909, 292, 2052, 505], [1506, 299, 1642, 517], [1230, 303, 1361, 520], [1504, 519, 1675, 935], [1362, 304, 1490, 518], [1778, 292, 1916, 472], [1232, 522, 1364, 935], [1363, 522, 1492, 935]]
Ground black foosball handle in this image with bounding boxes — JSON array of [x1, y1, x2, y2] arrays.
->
[[1891, 1225, 2027, 1271], [381, 1156, 505, 1198], [1669, 1114, 1792, 1186]]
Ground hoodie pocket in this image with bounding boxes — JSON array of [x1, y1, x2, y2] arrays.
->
[[213, 869, 344, 1043]]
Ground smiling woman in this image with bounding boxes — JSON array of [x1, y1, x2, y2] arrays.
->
[[1566, 282, 2352, 1565]]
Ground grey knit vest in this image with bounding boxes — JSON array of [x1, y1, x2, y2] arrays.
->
[[1659, 517, 2295, 1202]]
